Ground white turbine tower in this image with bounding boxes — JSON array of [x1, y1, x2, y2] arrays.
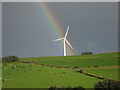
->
[[53, 26, 73, 56]]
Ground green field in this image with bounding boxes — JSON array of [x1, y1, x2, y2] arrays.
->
[[86, 68, 119, 80], [2, 52, 120, 88], [0, 63, 2, 89], [21, 52, 118, 67]]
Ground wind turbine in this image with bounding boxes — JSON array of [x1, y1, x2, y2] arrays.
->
[[53, 26, 73, 56]]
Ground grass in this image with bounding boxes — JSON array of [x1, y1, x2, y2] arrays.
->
[[0, 63, 2, 89], [21, 52, 119, 67], [2, 62, 101, 88], [85, 68, 119, 80], [2, 52, 120, 88]]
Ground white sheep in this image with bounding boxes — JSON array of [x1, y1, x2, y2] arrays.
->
[[4, 79, 7, 81], [3, 79, 7, 81]]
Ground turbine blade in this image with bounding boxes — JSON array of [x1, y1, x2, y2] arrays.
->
[[64, 26, 69, 38], [65, 39, 73, 49], [53, 38, 62, 41]]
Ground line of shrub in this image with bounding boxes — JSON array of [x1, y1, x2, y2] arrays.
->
[[2, 56, 19, 63], [77, 70, 120, 82], [48, 80, 120, 89], [94, 80, 120, 89], [48, 86, 85, 90]]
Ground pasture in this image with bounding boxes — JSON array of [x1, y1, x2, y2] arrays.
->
[[0, 63, 2, 89], [2, 52, 120, 88], [21, 52, 118, 67], [86, 68, 119, 80]]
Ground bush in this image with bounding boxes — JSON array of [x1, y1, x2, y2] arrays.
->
[[2, 56, 19, 63], [74, 67, 78, 68], [48, 86, 85, 90], [81, 52, 93, 55], [94, 80, 120, 90], [94, 65, 99, 67]]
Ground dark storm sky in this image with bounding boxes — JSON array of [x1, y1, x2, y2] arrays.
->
[[2, 2, 118, 58]]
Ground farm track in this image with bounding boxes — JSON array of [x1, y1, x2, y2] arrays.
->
[[20, 61, 120, 82]]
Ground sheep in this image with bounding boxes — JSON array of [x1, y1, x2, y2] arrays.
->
[[4, 79, 7, 81], [12, 65, 17, 68]]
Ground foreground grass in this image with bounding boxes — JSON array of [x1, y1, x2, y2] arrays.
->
[[2, 52, 119, 88], [0, 63, 2, 89], [3, 62, 101, 88]]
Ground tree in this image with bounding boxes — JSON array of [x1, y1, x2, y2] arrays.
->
[[94, 80, 120, 89], [49, 86, 85, 90], [2, 56, 19, 63], [81, 52, 93, 55]]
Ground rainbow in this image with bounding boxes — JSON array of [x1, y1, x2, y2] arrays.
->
[[36, 2, 75, 56]]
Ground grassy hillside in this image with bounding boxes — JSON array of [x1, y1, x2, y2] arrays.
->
[[86, 68, 119, 80], [21, 52, 119, 67], [2, 52, 120, 88], [3, 62, 102, 88], [0, 63, 1, 89]]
